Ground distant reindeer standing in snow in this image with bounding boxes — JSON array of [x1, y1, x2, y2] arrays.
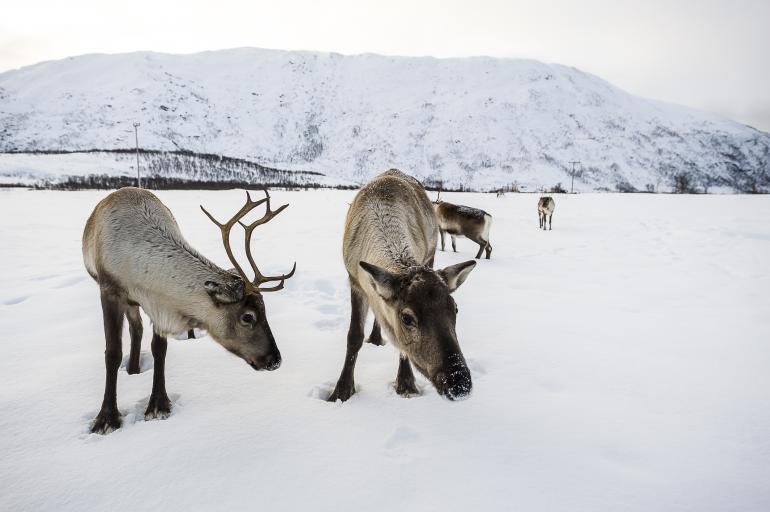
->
[[433, 191, 493, 259], [538, 196, 556, 230]]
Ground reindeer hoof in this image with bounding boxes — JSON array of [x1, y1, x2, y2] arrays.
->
[[327, 383, 355, 403], [91, 409, 121, 434], [127, 364, 141, 375], [145, 395, 172, 420], [395, 381, 420, 397]]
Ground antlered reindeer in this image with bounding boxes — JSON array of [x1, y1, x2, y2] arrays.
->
[[538, 196, 556, 230], [433, 191, 493, 259], [328, 169, 477, 402], [82, 187, 295, 433]]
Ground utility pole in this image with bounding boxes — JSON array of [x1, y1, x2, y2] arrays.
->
[[569, 161, 581, 193], [133, 122, 142, 188]]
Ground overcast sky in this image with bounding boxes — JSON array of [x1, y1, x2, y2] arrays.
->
[[2, 0, 769, 131]]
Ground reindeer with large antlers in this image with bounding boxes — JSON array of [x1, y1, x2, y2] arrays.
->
[[82, 187, 294, 434]]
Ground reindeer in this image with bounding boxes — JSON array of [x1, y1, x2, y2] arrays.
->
[[82, 187, 295, 434], [538, 196, 556, 230], [433, 191, 493, 259], [328, 169, 477, 402]]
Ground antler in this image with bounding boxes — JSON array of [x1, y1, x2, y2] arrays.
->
[[200, 189, 296, 293], [237, 189, 296, 291]]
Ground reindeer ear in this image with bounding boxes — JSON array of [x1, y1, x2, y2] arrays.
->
[[359, 261, 399, 300], [438, 260, 476, 293], [204, 279, 244, 305]]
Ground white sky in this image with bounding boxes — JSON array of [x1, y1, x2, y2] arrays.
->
[[2, 0, 769, 131]]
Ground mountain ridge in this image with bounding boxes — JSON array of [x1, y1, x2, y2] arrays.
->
[[1, 47, 768, 192]]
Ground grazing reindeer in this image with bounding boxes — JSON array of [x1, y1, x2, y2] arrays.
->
[[328, 169, 477, 402], [82, 187, 295, 433], [538, 196, 556, 230], [433, 191, 493, 259]]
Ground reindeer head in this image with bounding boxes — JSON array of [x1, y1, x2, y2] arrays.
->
[[201, 190, 295, 371], [359, 260, 476, 399]]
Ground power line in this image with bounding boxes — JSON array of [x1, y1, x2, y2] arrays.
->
[[569, 160, 581, 193], [133, 123, 142, 188]]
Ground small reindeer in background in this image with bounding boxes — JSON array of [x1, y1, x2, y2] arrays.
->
[[433, 191, 493, 259], [538, 196, 556, 230], [82, 187, 295, 433]]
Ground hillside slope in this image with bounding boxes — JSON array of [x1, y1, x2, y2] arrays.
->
[[1, 48, 768, 191]]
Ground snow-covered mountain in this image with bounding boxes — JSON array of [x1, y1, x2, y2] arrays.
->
[[1, 48, 768, 191]]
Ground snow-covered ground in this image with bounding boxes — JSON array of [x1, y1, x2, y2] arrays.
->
[[1, 188, 768, 511]]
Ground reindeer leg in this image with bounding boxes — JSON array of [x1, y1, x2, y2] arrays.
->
[[328, 288, 368, 402], [451, 235, 457, 252], [145, 331, 171, 420], [469, 235, 486, 259], [485, 241, 492, 259], [549, 214, 553, 230], [439, 229, 446, 251], [474, 241, 485, 259], [91, 287, 125, 434], [395, 355, 420, 396], [126, 305, 143, 374], [366, 319, 384, 346]]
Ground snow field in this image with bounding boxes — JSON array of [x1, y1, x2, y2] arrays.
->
[[0, 188, 768, 511]]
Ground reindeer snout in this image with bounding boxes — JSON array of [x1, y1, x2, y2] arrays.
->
[[250, 350, 282, 371], [434, 360, 472, 400]]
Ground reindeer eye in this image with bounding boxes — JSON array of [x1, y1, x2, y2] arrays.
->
[[240, 312, 256, 325], [401, 313, 415, 327]]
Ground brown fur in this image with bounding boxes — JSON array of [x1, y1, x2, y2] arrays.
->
[[328, 170, 477, 402], [83, 187, 286, 433], [538, 196, 556, 230], [434, 200, 493, 259]]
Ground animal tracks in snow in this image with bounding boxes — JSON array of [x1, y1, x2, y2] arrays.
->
[[307, 382, 338, 401], [384, 426, 421, 458], [53, 275, 87, 288], [80, 393, 183, 439], [120, 351, 154, 373], [296, 277, 346, 331], [3, 272, 88, 307], [2, 295, 28, 306]]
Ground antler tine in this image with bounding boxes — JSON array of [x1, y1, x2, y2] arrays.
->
[[200, 191, 269, 285], [251, 262, 297, 292], [237, 188, 296, 292]]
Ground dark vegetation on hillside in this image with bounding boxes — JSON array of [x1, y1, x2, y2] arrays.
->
[[1, 148, 766, 193]]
